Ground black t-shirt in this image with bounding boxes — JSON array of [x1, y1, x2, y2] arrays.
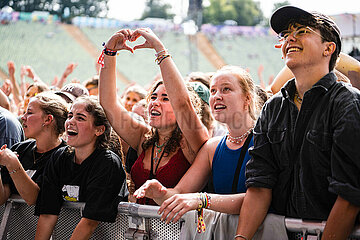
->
[[1, 139, 67, 194], [36, 146, 128, 223]]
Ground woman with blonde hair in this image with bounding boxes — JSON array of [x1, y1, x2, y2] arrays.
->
[[0, 92, 67, 206]]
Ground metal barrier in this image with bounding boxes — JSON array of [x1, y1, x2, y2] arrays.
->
[[0, 195, 183, 240], [0, 195, 358, 239]]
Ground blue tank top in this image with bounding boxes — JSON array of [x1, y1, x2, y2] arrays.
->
[[212, 135, 253, 194]]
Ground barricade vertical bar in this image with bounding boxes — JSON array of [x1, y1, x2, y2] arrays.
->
[[0, 202, 13, 240]]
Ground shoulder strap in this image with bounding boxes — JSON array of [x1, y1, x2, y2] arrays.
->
[[231, 132, 253, 193]]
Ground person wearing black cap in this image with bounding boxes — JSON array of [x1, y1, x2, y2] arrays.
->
[[236, 6, 360, 240]]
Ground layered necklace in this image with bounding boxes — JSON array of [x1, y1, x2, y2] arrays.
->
[[153, 141, 166, 166], [227, 127, 253, 144], [294, 90, 303, 104]]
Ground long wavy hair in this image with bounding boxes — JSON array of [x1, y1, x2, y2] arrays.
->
[[141, 80, 202, 156]]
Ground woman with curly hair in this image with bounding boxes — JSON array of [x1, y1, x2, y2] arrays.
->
[[99, 29, 209, 205]]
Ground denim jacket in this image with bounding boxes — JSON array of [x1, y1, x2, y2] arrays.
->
[[246, 72, 360, 220]]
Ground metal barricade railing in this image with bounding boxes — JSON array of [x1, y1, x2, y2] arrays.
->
[[285, 218, 360, 239], [0, 195, 358, 239], [0, 196, 184, 240]]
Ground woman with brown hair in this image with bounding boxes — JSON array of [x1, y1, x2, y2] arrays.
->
[[99, 28, 209, 205]]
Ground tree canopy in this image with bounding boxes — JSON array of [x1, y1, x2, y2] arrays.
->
[[140, 0, 174, 20], [2, 0, 108, 22], [202, 0, 264, 26]]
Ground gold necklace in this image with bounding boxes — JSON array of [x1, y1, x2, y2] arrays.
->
[[33, 150, 45, 164], [294, 90, 303, 104], [227, 127, 253, 144]]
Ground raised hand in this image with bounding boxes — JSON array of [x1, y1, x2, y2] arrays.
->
[[158, 193, 200, 223], [131, 28, 165, 52], [7, 61, 15, 76], [104, 29, 134, 53], [133, 179, 167, 201]]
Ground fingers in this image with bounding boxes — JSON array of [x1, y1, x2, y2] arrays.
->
[[133, 42, 149, 51], [159, 197, 192, 224], [1, 145, 7, 150]]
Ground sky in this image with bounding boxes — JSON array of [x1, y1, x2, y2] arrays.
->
[[107, 0, 359, 21]]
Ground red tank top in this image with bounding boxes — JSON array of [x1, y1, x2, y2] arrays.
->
[[130, 148, 190, 205]]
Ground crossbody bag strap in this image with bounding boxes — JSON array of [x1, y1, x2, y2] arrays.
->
[[231, 132, 253, 193]]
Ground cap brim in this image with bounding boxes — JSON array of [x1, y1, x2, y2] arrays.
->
[[55, 91, 75, 103], [270, 6, 312, 34]]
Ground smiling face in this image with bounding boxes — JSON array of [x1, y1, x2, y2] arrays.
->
[[65, 101, 102, 151], [21, 98, 46, 139], [209, 73, 249, 124], [147, 83, 176, 129], [281, 24, 327, 71]]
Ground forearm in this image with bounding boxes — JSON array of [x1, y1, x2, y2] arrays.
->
[[0, 181, 11, 205], [159, 56, 209, 151], [208, 193, 245, 214], [35, 214, 58, 240], [99, 55, 118, 110], [70, 218, 99, 240], [322, 196, 360, 240], [0, 90, 10, 110], [9, 74, 22, 105], [236, 187, 272, 239]]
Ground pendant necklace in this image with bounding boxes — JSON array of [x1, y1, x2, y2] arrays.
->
[[294, 90, 303, 104], [227, 127, 253, 144], [153, 141, 166, 166]]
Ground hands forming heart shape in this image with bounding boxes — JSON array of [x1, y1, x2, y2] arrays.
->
[[104, 28, 165, 54]]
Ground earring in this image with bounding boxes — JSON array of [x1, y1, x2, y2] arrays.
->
[[42, 124, 45, 127]]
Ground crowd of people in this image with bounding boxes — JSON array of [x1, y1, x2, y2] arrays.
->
[[0, 5, 360, 240]]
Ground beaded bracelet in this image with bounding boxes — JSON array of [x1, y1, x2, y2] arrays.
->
[[196, 192, 211, 233], [155, 49, 168, 57], [155, 54, 171, 65], [9, 166, 22, 175]]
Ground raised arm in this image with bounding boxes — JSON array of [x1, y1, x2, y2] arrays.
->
[[56, 63, 78, 89], [131, 28, 209, 156], [7, 61, 23, 105], [99, 29, 149, 151]]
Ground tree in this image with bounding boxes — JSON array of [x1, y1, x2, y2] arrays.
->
[[202, 0, 264, 26], [140, 0, 174, 20], [272, 1, 290, 13], [3, 0, 108, 22]]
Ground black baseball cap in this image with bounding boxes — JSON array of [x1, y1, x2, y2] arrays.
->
[[270, 6, 341, 53]]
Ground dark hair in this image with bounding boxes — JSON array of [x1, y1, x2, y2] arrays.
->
[[289, 14, 340, 71], [142, 80, 202, 155], [83, 75, 99, 88], [34, 92, 68, 136], [73, 96, 111, 149]]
